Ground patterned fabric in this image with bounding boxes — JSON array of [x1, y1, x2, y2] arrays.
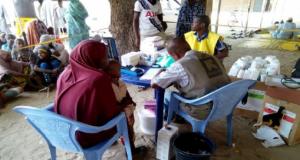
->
[[0, 51, 25, 80], [26, 20, 48, 46], [1, 74, 27, 88], [176, 0, 205, 37]]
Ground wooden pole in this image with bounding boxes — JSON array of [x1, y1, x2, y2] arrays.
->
[[259, 0, 267, 28], [271, 0, 279, 23], [205, 0, 213, 18], [244, 0, 252, 32], [215, 0, 222, 33]]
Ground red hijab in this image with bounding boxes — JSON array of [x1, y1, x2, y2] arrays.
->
[[55, 40, 120, 148]]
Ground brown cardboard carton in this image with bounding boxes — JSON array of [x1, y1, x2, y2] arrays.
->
[[231, 77, 268, 112], [258, 87, 300, 145]]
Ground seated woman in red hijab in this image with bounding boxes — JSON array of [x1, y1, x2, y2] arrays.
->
[[54, 40, 145, 155]]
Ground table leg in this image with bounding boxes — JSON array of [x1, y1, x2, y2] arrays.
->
[[155, 87, 165, 142]]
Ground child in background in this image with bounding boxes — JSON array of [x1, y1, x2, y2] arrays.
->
[[35, 34, 69, 67], [105, 60, 136, 148], [34, 47, 61, 86], [1, 34, 16, 52], [11, 39, 37, 67], [0, 33, 6, 48]]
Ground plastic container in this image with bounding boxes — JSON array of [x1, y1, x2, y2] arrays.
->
[[121, 52, 142, 66], [138, 109, 156, 135], [144, 100, 156, 113], [173, 132, 215, 160]]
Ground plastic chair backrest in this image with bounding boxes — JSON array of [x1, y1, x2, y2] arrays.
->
[[207, 80, 256, 121], [103, 37, 120, 62], [14, 105, 83, 153]]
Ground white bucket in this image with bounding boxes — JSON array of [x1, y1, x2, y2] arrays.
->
[[138, 109, 156, 135]]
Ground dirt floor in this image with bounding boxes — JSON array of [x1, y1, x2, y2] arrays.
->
[[1, 38, 300, 160]]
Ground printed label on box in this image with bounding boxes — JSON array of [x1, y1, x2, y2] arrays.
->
[[238, 89, 265, 112], [279, 110, 296, 138], [264, 103, 296, 139], [263, 103, 279, 115]]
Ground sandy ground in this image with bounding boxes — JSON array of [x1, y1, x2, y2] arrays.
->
[[1, 38, 300, 160]]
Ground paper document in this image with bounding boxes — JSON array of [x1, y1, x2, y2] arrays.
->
[[140, 68, 162, 80]]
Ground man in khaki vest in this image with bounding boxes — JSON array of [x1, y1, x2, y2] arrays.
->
[[151, 37, 230, 119]]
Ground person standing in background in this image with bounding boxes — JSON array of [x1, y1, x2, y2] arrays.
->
[[0, 3, 12, 33], [25, 19, 48, 46], [36, 0, 44, 19], [65, 0, 89, 49], [40, 0, 55, 28], [133, 0, 167, 49], [176, 0, 205, 38], [13, 0, 36, 18], [54, 0, 67, 35], [13, 0, 37, 37]]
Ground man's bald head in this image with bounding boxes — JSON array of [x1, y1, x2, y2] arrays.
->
[[167, 38, 191, 60]]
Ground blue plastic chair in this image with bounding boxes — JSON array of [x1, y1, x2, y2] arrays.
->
[[13, 103, 132, 160], [166, 80, 256, 146], [103, 37, 120, 62]]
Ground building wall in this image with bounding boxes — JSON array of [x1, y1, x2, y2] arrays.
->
[[210, 0, 300, 32]]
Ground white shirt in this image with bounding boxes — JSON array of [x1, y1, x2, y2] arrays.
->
[[52, 43, 69, 66], [54, 6, 66, 29], [151, 62, 189, 89], [0, 4, 11, 33], [40, 0, 55, 27], [134, 0, 163, 36]]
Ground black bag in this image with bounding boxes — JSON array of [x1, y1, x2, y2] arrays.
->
[[291, 58, 300, 78]]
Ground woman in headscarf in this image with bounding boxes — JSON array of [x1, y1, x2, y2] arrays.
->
[[65, 0, 89, 49], [54, 40, 125, 148], [25, 19, 48, 46], [36, 34, 69, 66], [55, 40, 148, 156]]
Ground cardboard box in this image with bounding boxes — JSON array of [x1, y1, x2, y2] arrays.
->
[[238, 89, 266, 112], [258, 87, 300, 145], [235, 79, 268, 112]]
